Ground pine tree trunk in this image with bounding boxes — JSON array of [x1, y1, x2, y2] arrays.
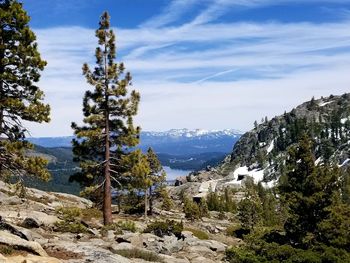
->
[[102, 30, 112, 226], [144, 188, 148, 219], [0, 108, 3, 177], [103, 110, 113, 225], [149, 186, 153, 215], [0, 36, 4, 137], [0, 107, 3, 136], [0, 75, 4, 177]]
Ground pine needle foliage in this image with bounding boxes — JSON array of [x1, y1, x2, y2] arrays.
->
[[0, 0, 50, 183], [71, 12, 140, 225]]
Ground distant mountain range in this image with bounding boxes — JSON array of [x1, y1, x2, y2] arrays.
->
[[25, 129, 242, 195], [28, 128, 242, 171], [139, 129, 242, 155], [28, 129, 242, 156]]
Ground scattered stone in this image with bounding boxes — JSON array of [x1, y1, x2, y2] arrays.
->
[[199, 240, 227, 252], [22, 217, 40, 229], [191, 256, 217, 263], [45, 240, 131, 263], [162, 235, 183, 254], [106, 230, 115, 240], [0, 253, 7, 261], [186, 245, 215, 257], [87, 228, 100, 237], [0, 211, 59, 227], [181, 231, 193, 239], [0, 196, 23, 206], [111, 242, 136, 251], [159, 254, 190, 263], [4, 254, 61, 263], [175, 176, 187, 186]]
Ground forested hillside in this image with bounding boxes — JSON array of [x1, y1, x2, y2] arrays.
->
[[217, 93, 350, 182], [24, 145, 80, 194]]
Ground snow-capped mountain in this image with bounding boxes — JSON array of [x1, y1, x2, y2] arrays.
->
[[142, 129, 242, 138], [27, 129, 242, 153], [28, 129, 242, 171], [139, 129, 242, 155]]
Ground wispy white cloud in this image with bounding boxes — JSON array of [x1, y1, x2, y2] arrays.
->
[[140, 0, 198, 28], [25, 0, 350, 136], [194, 69, 239, 84]]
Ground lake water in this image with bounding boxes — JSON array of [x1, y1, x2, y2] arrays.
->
[[164, 166, 192, 181]]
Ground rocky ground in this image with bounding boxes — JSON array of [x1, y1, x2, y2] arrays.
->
[[0, 181, 241, 263]]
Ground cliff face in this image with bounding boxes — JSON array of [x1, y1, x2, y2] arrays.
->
[[206, 93, 350, 186]]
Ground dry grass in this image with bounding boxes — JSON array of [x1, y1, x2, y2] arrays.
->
[[113, 248, 163, 262]]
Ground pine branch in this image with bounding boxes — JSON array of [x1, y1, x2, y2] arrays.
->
[[110, 174, 122, 187]]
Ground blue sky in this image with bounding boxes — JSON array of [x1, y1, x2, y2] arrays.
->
[[21, 0, 350, 136]]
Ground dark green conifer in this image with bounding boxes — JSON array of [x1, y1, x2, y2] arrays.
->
[[238, 179, 263, 230], [71, 12, 140, 225], [160, 186, 173, 211], [199, 198, 209, 217], [146, 147, 166, 215], [279, 134, 341, 248], [0, 0, 50, 183], [183, 196, 200, 221]]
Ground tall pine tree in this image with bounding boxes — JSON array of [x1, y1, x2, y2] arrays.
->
[[71, 12, 140, 225], [0, 0, 50, 182]]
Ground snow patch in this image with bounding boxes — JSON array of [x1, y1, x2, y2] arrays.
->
[[341, 117, 350, 124], [315, 157, 323, 165], [318, 100, 333, 107], [267, 140, 274, 154], [226, 166, 265, 185], [261, 179, 278, 188], [144, 128, 242, 138], [339, 159, 350, 167]]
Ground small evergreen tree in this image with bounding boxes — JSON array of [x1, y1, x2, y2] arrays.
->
[[160, 186, 173, 211], [71, 12, 140, 225], [199, 198, 209, 217], [146, 147, 166, 215], [207, 186, 222, 211], [237, 184, 263, 230], [223, 187, 236, 213], [125, 150, 151, 219], [183, 196, 200, 221]]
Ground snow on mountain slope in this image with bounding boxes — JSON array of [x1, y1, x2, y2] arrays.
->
[[28, 129, 242, 154], [142, 129, 242, 138]]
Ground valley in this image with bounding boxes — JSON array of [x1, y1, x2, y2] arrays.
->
[[24, 129, 241, 195]]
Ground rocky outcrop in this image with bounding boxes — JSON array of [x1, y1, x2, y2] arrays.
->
[[223, 93, 350, 177], [0, 231, 47, 256], [0, 180, 233, 263], [1, 254, 61, 263], [187, 93, 350, 194], [113, 231, 227, 262]]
